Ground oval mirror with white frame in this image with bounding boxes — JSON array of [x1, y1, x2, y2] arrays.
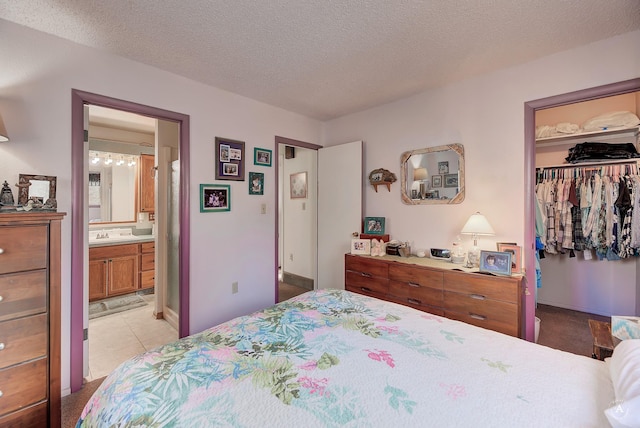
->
[[400, 143, 465, 205]]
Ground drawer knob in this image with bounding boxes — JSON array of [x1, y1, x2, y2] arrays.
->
[[470, 294, 486, 300], [360, 272, 372, 278], [407, 298, 422, 305], [469, 313, 487, 321], [408, 282, 421, 288], [0, 248, 4, 254], [0, 295, 3, 302], [0, 390, 3, 398], [0, 343, 4, 350]]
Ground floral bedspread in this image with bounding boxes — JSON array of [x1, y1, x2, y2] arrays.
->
[[78, 289, 613, 427]]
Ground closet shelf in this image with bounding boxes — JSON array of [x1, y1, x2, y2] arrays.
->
[[535, 125, 639, 145]]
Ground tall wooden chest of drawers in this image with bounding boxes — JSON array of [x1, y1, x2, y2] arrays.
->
[[345, 254, 524, 338], [0, 212, 65, 427]]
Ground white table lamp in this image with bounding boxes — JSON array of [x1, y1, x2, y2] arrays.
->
[[413, 168, 428, 199], [461, 212, 495, 267]]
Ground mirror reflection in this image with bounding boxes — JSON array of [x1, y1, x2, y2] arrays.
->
[[88, 150, 139, 223], [400, 144, 465, 205]]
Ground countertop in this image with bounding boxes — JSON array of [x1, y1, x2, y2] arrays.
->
[[89, 234, 155, 248]]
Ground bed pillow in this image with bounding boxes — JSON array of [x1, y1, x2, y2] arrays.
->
[[605, 339, 640, 427]]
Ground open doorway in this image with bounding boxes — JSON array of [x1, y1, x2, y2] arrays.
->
[[85, 106, 178, 381], [70, 90, 191, 393], [525, 79, 640, 348], [275, 137, 321, 302]]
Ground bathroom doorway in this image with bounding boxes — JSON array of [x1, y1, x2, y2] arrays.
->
[[70, 89, 190, 393]]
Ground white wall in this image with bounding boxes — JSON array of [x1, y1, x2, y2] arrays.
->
[[322, 30, 640, 323], [0, 19, 322, 395]]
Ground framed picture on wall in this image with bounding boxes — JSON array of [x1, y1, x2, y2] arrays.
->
[[248, 172, 264, 195], [200, 184, 231, 213], [215, 137, 245, 181], [444, 173, 458, 188], [438, 161, 449, 175], [254, 148, 272, 167], [290, 171, 307, 199], [432, 175, 442, 188]]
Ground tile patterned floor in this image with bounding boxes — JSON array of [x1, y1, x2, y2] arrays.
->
[[87, 294, 178, 381]]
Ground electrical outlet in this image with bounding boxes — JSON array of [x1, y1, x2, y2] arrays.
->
[[302, 202, 306, 210], [232, 281, 238, 294], [261, 203, 266, 214], [289, 253, 293, 261]]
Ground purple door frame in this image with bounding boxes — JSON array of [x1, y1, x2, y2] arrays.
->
[[70, 89, 190, 392], [523, 78, 640, 341]]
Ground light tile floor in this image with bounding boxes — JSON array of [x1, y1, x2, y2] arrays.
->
[[87, 294, 178, 382]]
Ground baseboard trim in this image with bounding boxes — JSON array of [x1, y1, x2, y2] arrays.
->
[[282, 272, 314, 290]]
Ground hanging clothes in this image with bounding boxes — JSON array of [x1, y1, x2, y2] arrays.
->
[[536, 161, 639, 260]]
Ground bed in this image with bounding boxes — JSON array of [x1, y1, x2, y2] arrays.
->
[[77, 289, 638, 427]]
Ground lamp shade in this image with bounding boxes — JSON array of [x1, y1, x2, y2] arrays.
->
[[461, 212, 495, 236], [0, 113, 8, 142], [413, 167, 427, 181]]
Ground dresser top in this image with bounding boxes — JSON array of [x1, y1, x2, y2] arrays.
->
[[348, 253, 524, 278]]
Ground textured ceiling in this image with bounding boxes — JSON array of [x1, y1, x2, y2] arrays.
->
[[1, 1, 639, 120]]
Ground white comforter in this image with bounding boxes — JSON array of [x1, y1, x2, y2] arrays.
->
[[79, 289, 614, 427]]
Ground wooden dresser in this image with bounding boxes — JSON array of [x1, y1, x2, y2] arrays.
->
[[0, 212, 65, 427], [345, 254, 524, 338]]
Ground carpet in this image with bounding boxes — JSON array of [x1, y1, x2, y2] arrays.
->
[[89, 294, 147, 320], [62, 377, 105, 427]]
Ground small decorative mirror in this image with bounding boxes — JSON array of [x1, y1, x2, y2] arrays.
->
[[17, 174, 57, 206], [400, 144, 465, 205]]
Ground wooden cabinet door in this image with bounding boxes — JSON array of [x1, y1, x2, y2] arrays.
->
[[139, 154, 155, 212], [107, 255, 139, 296], [88, 259, 108, 301]]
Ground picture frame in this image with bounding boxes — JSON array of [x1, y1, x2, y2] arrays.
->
[[364, 216, 385, 235], [438, 161, 449, 175], [497, 243, 522, 273], [444, 173, 458, 188], [479, 250, 512, 276], [290, 171, 308, 199], [431, 175, 442, 188], [200, 184, 230, 213], [215, 137, 245, 181], [351, 238, 371, 255], [254, 147, 272, 167], [248, 172, 264, 195]]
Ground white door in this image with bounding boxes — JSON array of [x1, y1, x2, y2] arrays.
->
[[317, 141, 363, 289]]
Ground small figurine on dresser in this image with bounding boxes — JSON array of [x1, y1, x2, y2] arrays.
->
[[0, 180, 15, 208]]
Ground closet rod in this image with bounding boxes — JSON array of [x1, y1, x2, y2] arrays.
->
[[536, 159, 639, 171]]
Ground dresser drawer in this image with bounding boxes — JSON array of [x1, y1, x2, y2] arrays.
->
[[141, 242, 155, 254], [0, 401, 47, 428], [444, 291, 518, 336], [388, 263, 443, 289], [345, 270, 388, 295], [345, 255, 388, 278], [346, 284, 387, 301], [0, 314, 47, 369], [0, 271, 47, 322], [141, 253, 155, 271], [443, 271, 519, 303], [0, 358, 47, 417], [0, 226, 47, 275], [387, 295, 445, 317], [389, 280, 443, 308]]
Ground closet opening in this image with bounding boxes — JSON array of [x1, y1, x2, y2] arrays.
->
[[525, 80, 640, 357]]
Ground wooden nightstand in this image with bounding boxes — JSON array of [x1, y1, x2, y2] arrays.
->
[[588, 319, 620, 360]]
